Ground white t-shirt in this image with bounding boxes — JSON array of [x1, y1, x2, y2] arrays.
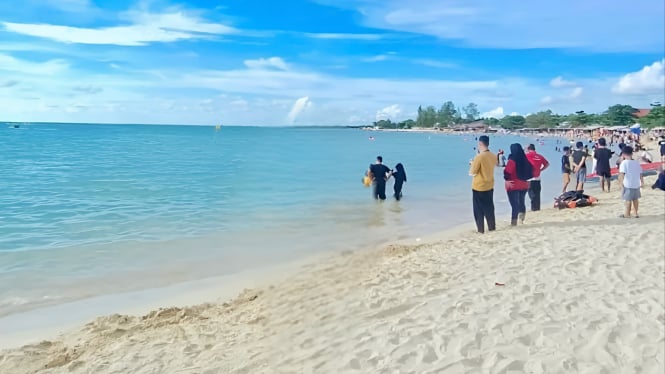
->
[[619, 159, 642, 189]]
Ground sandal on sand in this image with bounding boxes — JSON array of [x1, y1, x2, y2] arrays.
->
[[635, 215, 640, 218], [619, 214, 631, 218]]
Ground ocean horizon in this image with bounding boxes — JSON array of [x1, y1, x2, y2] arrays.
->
[[1, 123, 572, 319]]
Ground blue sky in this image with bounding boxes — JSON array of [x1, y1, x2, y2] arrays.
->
[[1, 0, 664, 125]]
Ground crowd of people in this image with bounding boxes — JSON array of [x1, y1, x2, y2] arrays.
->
[[468, 136, 551, 232], [364, 133, 664, 233], [467, 134, 664, 233]]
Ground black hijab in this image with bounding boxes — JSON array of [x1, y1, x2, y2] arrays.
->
[[394, 163, 407, 182], [508, 143, 533, 181]]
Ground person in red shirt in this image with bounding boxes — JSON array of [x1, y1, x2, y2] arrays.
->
[[504, 143, 533, 226], [525, 144, 550, 211]]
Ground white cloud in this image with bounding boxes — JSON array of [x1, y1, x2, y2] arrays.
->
[[363, 55, 390, 62], [1, 10, 237, 46], [510, 112, 520, 116], [0, 54, 69, 75], [550, 76, 576, 88], [481, 107, 505, 119], [540, 86, 583, 105], [73, 85, 103, 94], [324, 0, 665, 52], [287, 97, 312, 123], [569, 87, 583, 99], [376, 104, 401, 121], [612, 59, 665, 95], [5, 52, 662, 126], [303, 33, 384, 40], [244, 57, 289, 71], [540, 96, 553, 105], [412, 59, 457, 69]]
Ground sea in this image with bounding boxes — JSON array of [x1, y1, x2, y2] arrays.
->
[[0, 123, 575, 325]]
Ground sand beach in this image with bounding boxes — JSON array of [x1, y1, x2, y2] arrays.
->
[[1, 177, 664, 373]]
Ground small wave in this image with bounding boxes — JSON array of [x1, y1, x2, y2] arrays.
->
[[0, 296, 29, 307], [89, 179, 134, 182]]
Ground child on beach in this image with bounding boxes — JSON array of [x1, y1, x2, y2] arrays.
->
[[618, 146, 644, 218], [392, 163, 407, 201]]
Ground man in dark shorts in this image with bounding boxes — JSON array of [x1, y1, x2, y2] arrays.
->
[[572, 141, 587, 192], [594, 137, 614, 192], [561, 146, 572, 193], [659, 135, 665, 163], [368, 156, 391, 200]]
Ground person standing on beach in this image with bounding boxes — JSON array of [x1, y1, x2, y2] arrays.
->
[[368, 156, 391, 200], [525, 144, 549, 211], [594, 137, 613, 193], [469, 135, 496, 234], [504, 144, 533, 226], [618, 146, 643, 218], [572, 141, 588, 192], [392, 163, 407, 201], [561, 146, 572, 193], [658, 135, 665, 162]]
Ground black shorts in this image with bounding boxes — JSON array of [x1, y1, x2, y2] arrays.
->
[[597, 170, 611, 178]]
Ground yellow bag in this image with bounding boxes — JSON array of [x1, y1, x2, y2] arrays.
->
[[362, 175, 372, 187]]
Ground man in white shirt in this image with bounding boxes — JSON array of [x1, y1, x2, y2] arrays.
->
[[618, 146, 644, 218]]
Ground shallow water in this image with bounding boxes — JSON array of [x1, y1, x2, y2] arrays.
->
[[0, 124, 573, 316]]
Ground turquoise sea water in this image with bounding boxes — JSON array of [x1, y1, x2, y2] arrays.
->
[[0, 124, 568, 317]]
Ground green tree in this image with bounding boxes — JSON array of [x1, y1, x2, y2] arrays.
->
[[397, 119, 416, 129], [500, 115, 526, 130], [462, 103, 480, 122], [483, 117, 500, 127], [415, 106, 424, 127], [524, 110, 557, 128], [573, 110, 590, 127], [373, 119, 393, 128], [437, 101, 458, 127], [416, 105, 437, 127], [604, 104, 637, 126], [640, 103, 665, 128]]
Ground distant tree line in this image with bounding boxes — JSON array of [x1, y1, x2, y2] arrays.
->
[[372, 102, 664, 130]]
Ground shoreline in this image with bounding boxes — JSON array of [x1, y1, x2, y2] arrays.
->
[[0, 174, 610, 348], [1, 176, 663, 373]]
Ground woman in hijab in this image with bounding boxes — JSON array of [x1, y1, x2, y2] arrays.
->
[[392, 163, 407, 200], [504, 143, 533, 225]]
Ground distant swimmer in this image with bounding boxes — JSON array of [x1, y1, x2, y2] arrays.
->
[[369, 136, 375, 141]]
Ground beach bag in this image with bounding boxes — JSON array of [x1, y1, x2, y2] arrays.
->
[[554, 191, 597, 209]]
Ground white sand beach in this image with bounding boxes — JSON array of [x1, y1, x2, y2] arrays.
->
[[1, 178, 664, 373]]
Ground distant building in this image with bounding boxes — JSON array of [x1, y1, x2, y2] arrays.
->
[[451, 120, 489, 132], [634, 109, 651, 118]]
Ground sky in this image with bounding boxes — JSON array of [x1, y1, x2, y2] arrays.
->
[[0, 0, 664, 125]]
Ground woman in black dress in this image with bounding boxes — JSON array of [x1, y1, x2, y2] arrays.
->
[[392, 163, 407, 201]]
